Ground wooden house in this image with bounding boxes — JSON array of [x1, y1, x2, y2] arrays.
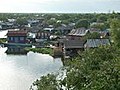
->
[[7, 30, 28, 43], [5, 30, 31, 54], [36, 31, 50, 40], [56, 39, 85, 57], [63, 39, 85, 56], [88, 28, 110, 38], [54, 24, 73, 35], [0, 23, 7, 30], [67, 27, 89, 40], [35, 31, 50, 47], [27, 19, 39, 27]]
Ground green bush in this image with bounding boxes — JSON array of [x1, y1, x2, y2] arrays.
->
[[25, 48, 53, 56]]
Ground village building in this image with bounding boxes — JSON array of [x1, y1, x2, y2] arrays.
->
[[84, 39, 110, 48], [54, 24, 74, 35], [67, 27, 89, 40], [5, 30, 31, 54], [36, 31, 50, 40], [63, 39, 85, 56], [27, 19, 40, 27], [0, 22, 16, 30], [52, 28, 89, 57], [7, 30, 28, 43], [35, 31, 51, 47], [0, 22, 7, 30], [88, 28, 110, 38]]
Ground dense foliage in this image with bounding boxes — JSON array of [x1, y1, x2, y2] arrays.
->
[[110, 19, 120, 47], [1, 13, 120, 90], [32, 18, 120, 90], [75, 19, 89, 29], [26, 47, 53, 56], [0, 38, 6, 43], [33, 45, 120, 90], [0, 12, 119, 30]]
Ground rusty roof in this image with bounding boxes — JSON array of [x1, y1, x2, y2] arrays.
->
[[7, 31, 27, 36]]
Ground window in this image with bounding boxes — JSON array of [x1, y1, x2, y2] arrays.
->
[[11, 37, 13, 41], [20, 37, 24, 41], [15, 37, 19, 43]]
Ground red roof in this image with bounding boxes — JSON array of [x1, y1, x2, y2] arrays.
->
[[7, 31, 27, 36]]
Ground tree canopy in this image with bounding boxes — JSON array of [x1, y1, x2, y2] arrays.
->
[[32, 15, 120, 90], [75, 19, 90, 29], [110, 19, 120, 47], [32, 45, 120, 90]]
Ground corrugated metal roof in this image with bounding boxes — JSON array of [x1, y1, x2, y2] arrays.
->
[[85, 39, 110, 48], [64, 40, 85, 49], [68, 28, 88, 36], [7, 31, 27, 36]]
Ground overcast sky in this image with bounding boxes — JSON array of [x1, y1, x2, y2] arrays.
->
[[0, 0, 120, 13]]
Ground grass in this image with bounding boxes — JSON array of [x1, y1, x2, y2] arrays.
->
[[25, 47, 53, 56], [0, 38, 7, 43]]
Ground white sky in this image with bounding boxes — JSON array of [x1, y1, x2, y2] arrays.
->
[[0, 0, 119, 13]]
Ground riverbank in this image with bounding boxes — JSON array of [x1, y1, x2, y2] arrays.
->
[[0, 38, 7, 43], [0, 47, 63, 90], [25, 47, 53, 56]]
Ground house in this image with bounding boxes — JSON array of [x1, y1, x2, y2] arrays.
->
[[8, 19, 16, 22], [27, 32, 36, 43], [64, 40, 84, 49], [27, 19, 40, 27], [99, 30, 110, 38], [88, 28, 100, 33], [35, 31, 50, 47], [84, 39, 110, 48], [0, 22, 7, 30], [54, 24, 74, 35], [5, 30, 31, 54], [63, 39, 85, 56], [36, 31, 50, 40], [88, 28, 110, 38], [67, 27, 89, 40], [43, 27, 54, 32], [0, 22, 14, 30], [6, 22, 14, 29], [55, 39, 85, 57], [7, 30, 28, 43]]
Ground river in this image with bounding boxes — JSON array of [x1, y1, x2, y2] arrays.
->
[[0, 47, 63, 90], [0, 30, 8, 38]]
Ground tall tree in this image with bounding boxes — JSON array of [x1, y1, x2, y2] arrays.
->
[[75, 19, 90, 29], [110, 19, 120, 47]]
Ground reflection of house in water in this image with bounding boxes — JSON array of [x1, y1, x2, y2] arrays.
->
[[6, 46, 28, 55], [5, 30, 32, 54]]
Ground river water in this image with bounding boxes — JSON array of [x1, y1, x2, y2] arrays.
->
[[0, 30, 8, 38], [0, 47, 63, 90]]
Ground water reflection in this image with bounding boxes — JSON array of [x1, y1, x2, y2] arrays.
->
[[0, 47, 63, 90], [5, 46, 28, 55]]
